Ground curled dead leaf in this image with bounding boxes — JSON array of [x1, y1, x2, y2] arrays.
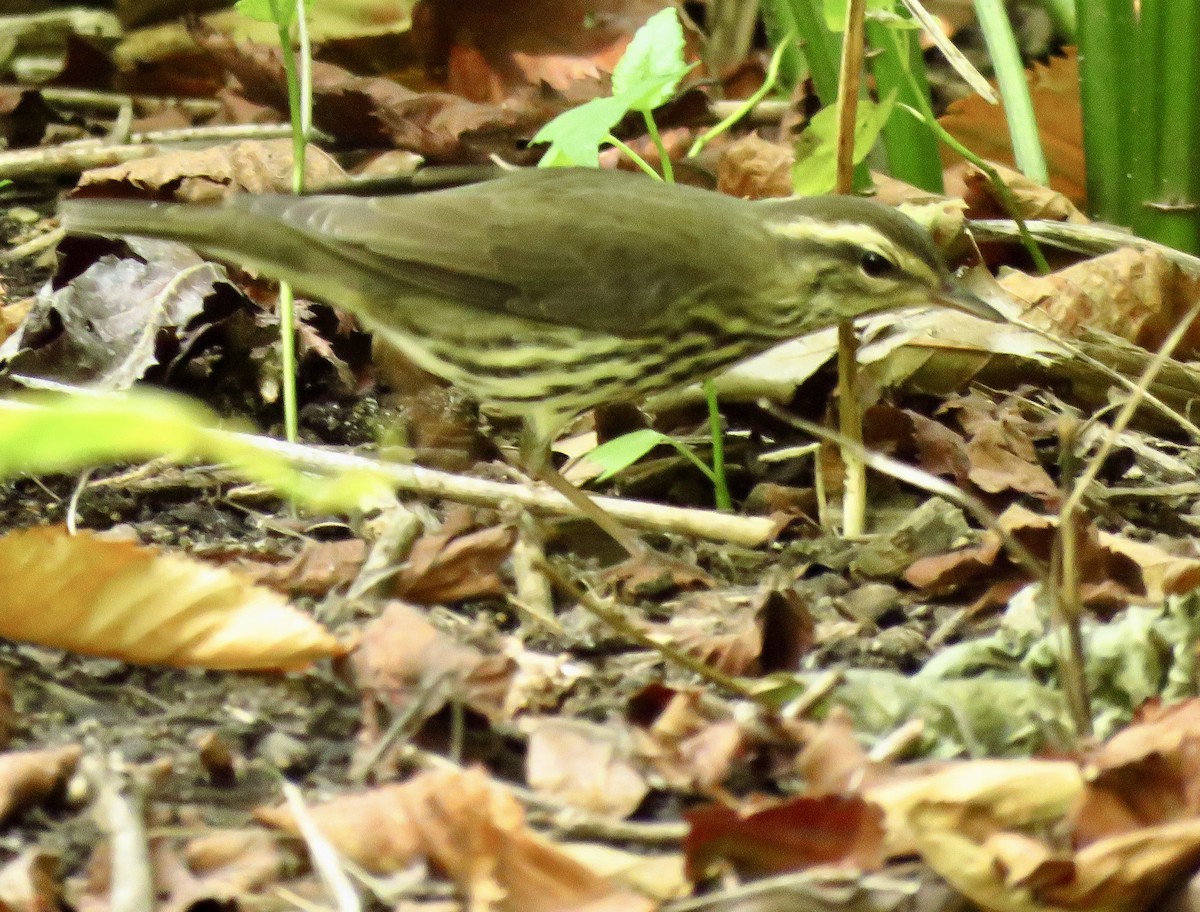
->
[[0, 526, 344, 670]]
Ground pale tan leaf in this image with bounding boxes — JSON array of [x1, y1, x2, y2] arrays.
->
[[524, 718, 648, 818], [256, 768, 653, 912], [0, 526, 343, 670], [963, 161, 1087, 222]]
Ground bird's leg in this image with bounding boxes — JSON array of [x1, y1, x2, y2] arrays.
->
[[532, 459, 647, 556], [519, 422, 716, 591], [520, 422, 646, 557]]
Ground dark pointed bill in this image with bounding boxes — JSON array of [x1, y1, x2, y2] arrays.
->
[[935, 283, 1006, 323]]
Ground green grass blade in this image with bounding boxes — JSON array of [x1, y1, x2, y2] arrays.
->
[[973, 0, 1048, 186], [867, 10, 943, 192], [1130, 0, 1200, 254], [1076, 0, 1135, 224]]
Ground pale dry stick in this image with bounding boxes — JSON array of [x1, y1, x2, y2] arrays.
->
[[1054, 417, 1091, 734], [86, 754, 154, 912], [108, 97, 135, 144], [709, 97, 790, 124], [222, 430, 779, 547], [834, 0, 868, 197], [971, 217, 1200, 265], [778, 669, 842, 722], [282, 781, 362, 912], [1, 224, 65, 263], [0, 123, 305, 180], [0, 392, 778, 545], [664, 868, 921, 912], [0, 84, 222, 116], [64, 467, 94, 535], [834, 0, 869, 538], [900, 0, 998, 102], [509, 519, 560, 631], [837, 322, 867, 536]]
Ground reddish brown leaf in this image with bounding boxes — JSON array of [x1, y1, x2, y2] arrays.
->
[[684, 794, 886, 879]]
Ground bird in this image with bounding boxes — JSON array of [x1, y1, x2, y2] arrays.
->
[[60, 167, 1003, 553]]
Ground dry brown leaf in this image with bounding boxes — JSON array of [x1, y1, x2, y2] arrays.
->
[[524, 718, 648, 818], [963, 416, 1058, 501], [0, 850, 62, 911], [1048, 820, 1200, 911], [963, 161, 1087, 222], [905, 504, 1200, 607], [884, 754, 1200, 912], [940, 49, 1085, 207], [417, 0, 670, 103], [716, 133, 793, 200], [557, 843, 688, 901], [794, 708, 886, 796], [351, 601, 514, 726], [0, 526, 343, 670], [629, 685, 744, 792], [1000, 246, 1200, 357], [75, 138, 347, 202], [208, 38, 548, 160], [182, 829, 294, 895], [1072, 701, 1200, 844], [253, 537, 366, 597], [866, 758, 1083, 860], [392, 512, 516, 605], [256, 767, 652, 912]]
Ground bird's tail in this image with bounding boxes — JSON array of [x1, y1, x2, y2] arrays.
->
[[59, 196, 400, 322]]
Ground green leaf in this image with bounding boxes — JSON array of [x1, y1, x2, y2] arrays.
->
[[611, 7, 690, 112], [586, 428, 671, 482], [532, 95, 629, 167], [0, 391, 390, 512], [235, 0, 294, 29], [822, 0, 893, 31], [791, 90, 898, 195], [532, 7, 693, 167]]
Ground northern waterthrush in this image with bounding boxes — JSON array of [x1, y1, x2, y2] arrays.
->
[[60, 167, 1003, 550]]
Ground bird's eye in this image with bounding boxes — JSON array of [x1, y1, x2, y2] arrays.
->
[[859, 251, 896, 277]]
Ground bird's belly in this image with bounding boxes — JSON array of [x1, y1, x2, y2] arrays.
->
[[370, 315, 768, 420]]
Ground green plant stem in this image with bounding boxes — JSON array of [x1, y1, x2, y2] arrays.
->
[[689, 33, 791, 158], [641, 110, 673, 183], [703, 380, 732, 511], [266, 0, 310, 446], [605, 135, 662, 179], [1039, 0, 1076, 38], [973, 0, 1048, 186], [766, 0, 841, 100], [899, 102, 1050, 274]]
